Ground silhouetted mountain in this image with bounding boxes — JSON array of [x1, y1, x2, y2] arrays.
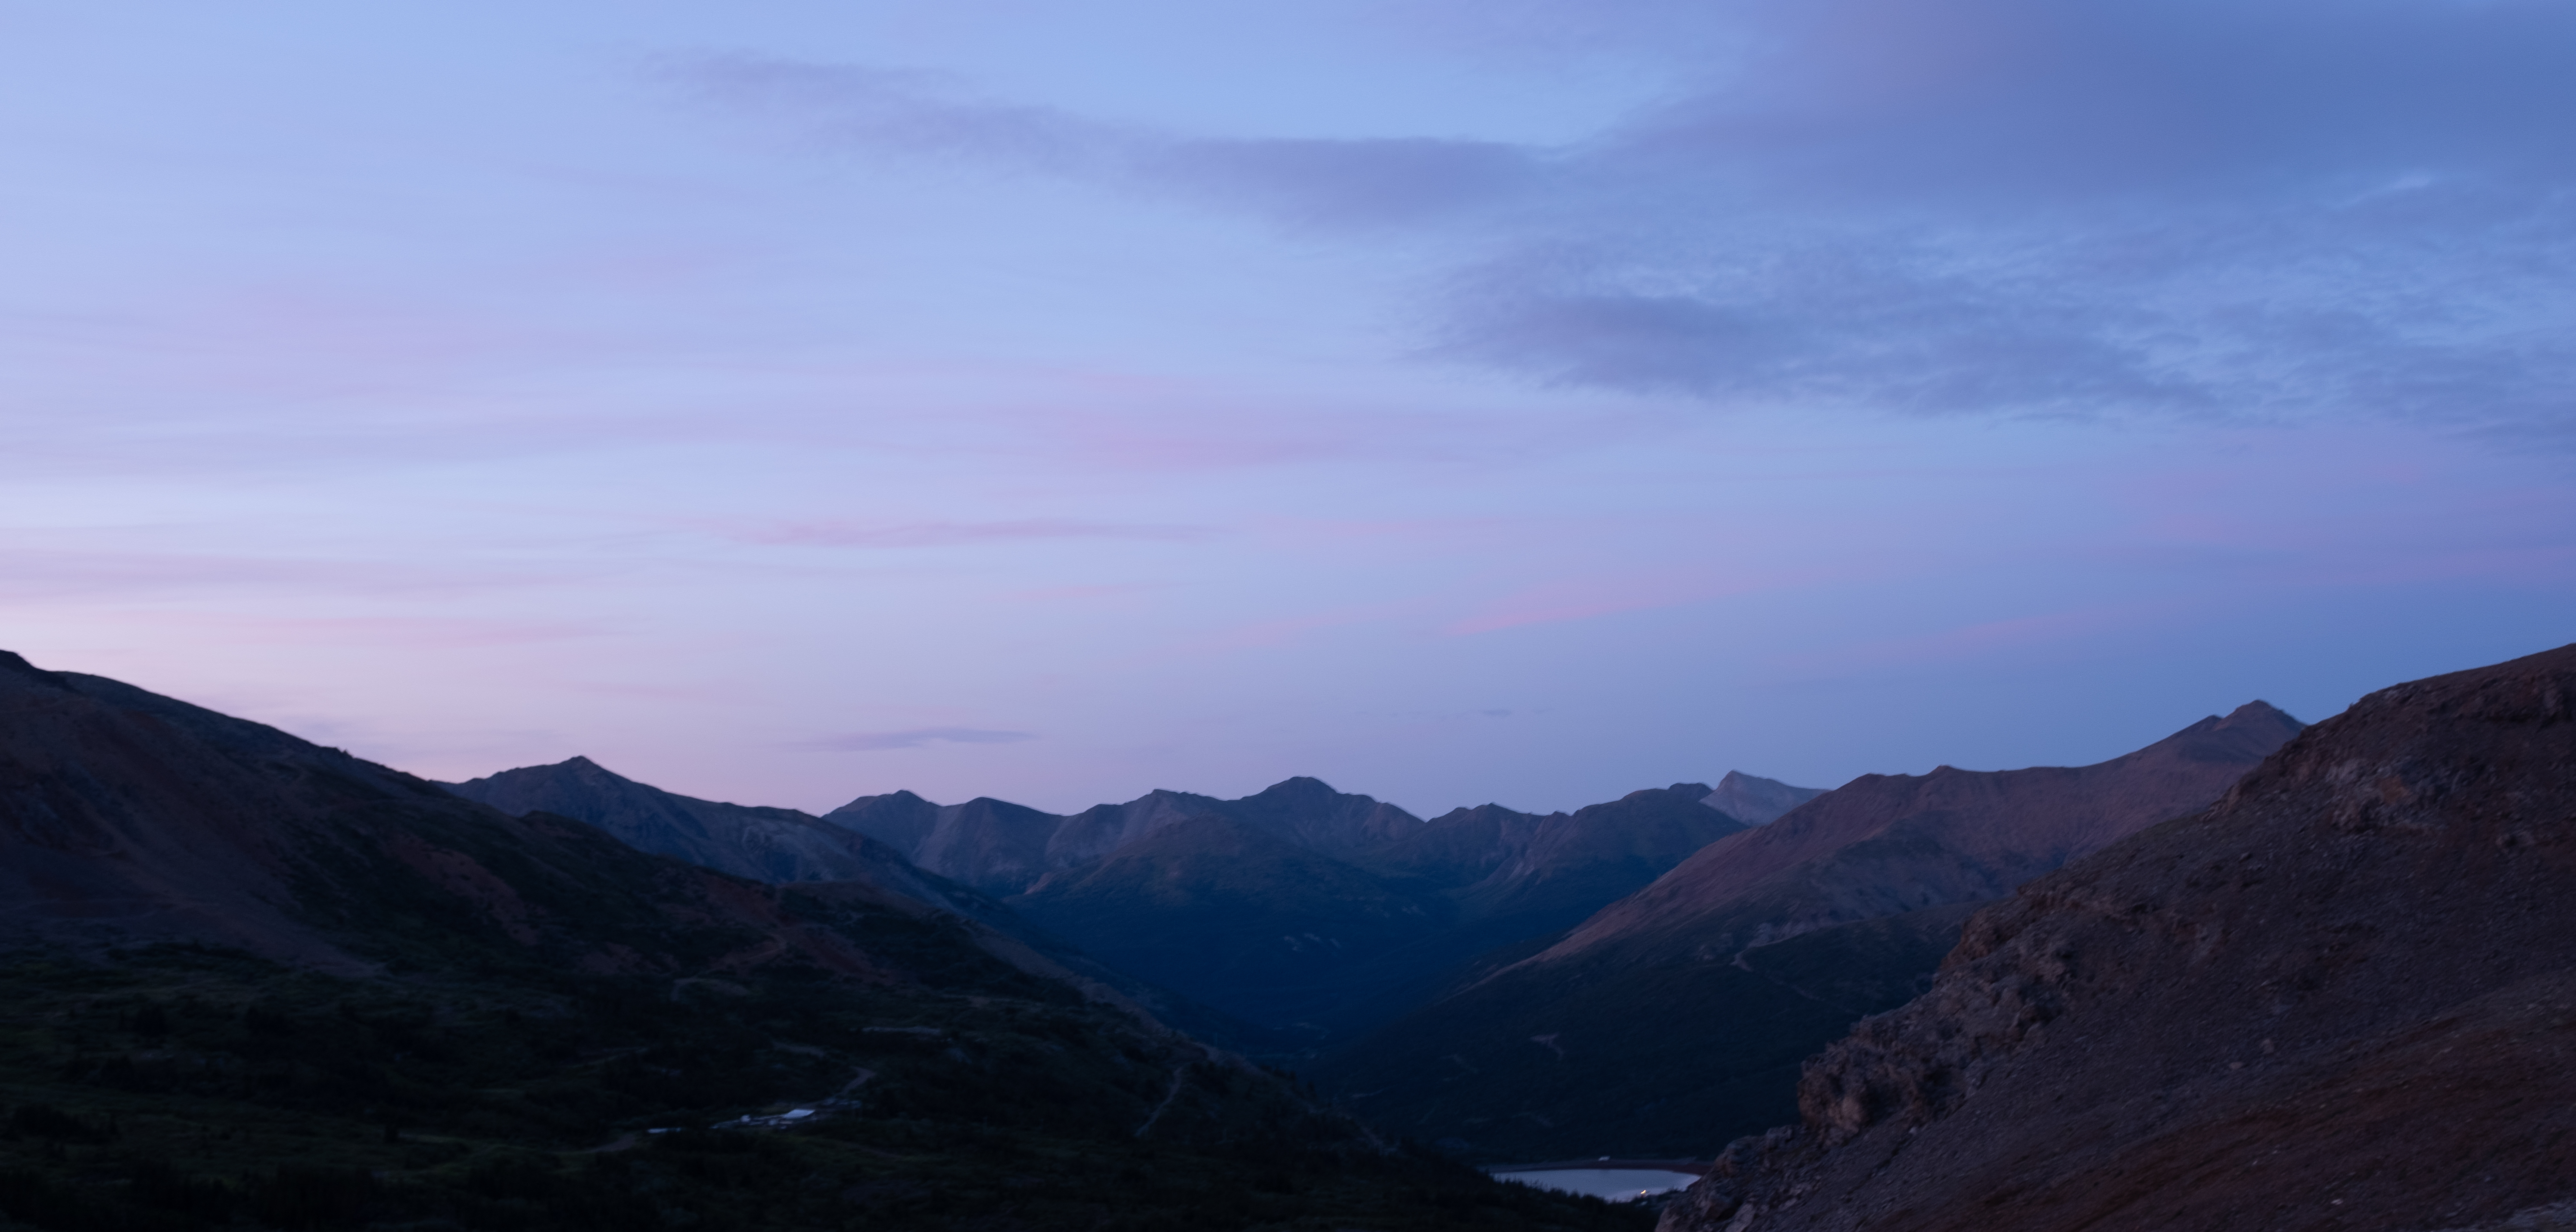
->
[[1319, 704, 2302, 1161], [0, 650, 1089, 995], [816, 787, 940, 852], [1660, 644, 2576, 1232], [441, 756, 969, 908], [1546, 703, 2306, 967], [1013, 815, 1453, 1026], [820, 777, 1424, 896], [440, 757, 1288, 1056], [1015, 783, 1746, 1038], [1290, 786, 1756, 1034], [822, 778, 1756, 1039], [0, 650, 1641, 1231], [1700, 771, 1826, 825]]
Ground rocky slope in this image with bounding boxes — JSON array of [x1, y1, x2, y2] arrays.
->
[[1660, 644, 2576, 1232], [1318, 704, 2301, 1160]]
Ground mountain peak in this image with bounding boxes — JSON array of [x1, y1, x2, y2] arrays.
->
[[1252, 775, 1340, 799], [1704, 771, 1829, 826], [2219, 698, 2299, 726], [0, 650, 69, 692]]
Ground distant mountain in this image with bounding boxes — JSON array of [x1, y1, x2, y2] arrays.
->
[[1021, 782, 1750, 1036], [825, 777, 1757, 1039], [1544, 702, 2306, 967], [441, 756, 1283, 1054], [822, 776, 1424, 896], [1700, 771, 1825, 825], [0, 650, 1630, 1231], [1011, 815, 1454, 1027], [1661, 645, 2576, 1232], [1317, 786, 1756, 1028], [441, 755, 971, 909], [1316, 703, 2303, 1161]]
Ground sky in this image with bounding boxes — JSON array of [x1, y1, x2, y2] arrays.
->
[[5, 1, 2573, 818]]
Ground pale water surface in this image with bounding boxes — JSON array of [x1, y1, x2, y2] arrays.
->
[[1490, 1169, 1701, 1203]]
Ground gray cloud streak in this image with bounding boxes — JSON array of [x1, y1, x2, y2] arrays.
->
[[676, 0, 2576, 435], [678, 55, 1537, 231]]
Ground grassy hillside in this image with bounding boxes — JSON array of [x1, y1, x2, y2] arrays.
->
[[0, 937, 1653, 1231]]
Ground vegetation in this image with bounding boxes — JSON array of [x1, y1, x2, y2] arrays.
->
[[0, 940, 1653, 1231]]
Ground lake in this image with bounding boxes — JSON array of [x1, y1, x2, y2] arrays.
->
[[1489, 1167, 1703, 1203]]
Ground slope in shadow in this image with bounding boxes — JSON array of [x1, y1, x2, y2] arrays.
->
[[1663, 642, 2576, 1232], [1320, 704, 2302, 1161]]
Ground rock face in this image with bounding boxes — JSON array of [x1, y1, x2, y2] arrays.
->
[[1316, 705, 2301, 1161], [1660, 644, 2576, 1232]]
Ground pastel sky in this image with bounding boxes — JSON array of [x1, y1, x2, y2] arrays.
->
[[5, 1, 2571, 817]]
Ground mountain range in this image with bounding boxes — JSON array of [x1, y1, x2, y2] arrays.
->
[[441, 754, 980, 912], [19, 634, 2565, 1230], [0, 649, 1637, 1231], [1316, 702, 2307, 1161], [445, 759, 1799, 1039], [1658, 643, 2576, 1232]]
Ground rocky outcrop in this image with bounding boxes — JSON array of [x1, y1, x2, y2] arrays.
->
[[1660, 644, 2576, 1232]]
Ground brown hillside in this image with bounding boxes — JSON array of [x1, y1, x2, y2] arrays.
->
[[1661, 644, 2576, 1232]]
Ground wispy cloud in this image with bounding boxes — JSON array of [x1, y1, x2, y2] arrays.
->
[[677, 1, 2576, 436], [675, 54, 1538, 231], [719, 518, 1214, 548], [796, 727, 1039, 752]]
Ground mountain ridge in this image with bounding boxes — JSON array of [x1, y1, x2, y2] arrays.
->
[[0, 647, 1647, 1231], [1658, 644, 2576, 1232], [440, 755, 975, 911], [1314, 701, 2302, 1160]]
